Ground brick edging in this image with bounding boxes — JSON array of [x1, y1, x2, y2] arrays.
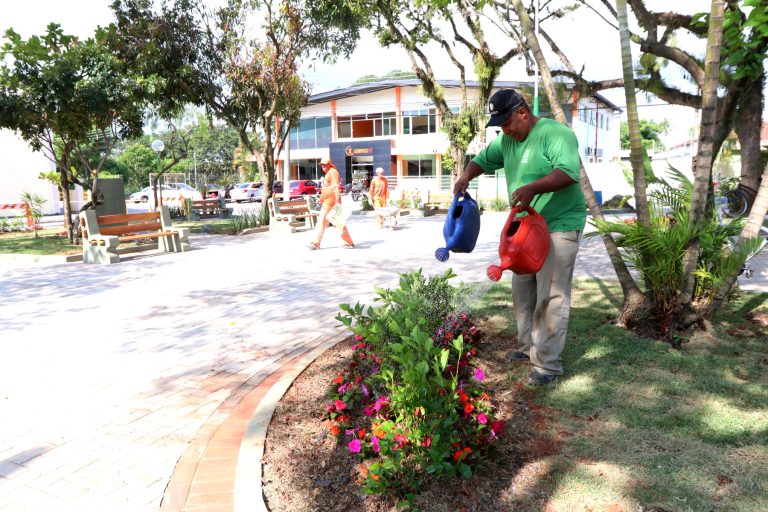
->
[[159, 327, 349, 511]]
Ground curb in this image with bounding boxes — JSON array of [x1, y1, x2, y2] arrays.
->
[[235, 333, 349, 512], [159, 327, 350, 512]]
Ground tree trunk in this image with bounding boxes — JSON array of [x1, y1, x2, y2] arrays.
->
[[734, 73, 765, 199], [617, 0, 651, 227], [59, 166, 75, 244], [680, 0, 726, 309], [511, 0, 645, 316]]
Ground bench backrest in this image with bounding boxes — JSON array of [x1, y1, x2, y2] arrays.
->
[[97, 212, 163, 236], [427, 191, 455, 204], [191, 199, 223, 209], [270, 197, 312, 217]]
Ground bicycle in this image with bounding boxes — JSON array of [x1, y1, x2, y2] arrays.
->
[[721, 183, 758, 219]]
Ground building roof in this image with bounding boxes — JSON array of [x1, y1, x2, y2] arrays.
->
[[307, 78, 622, 113]]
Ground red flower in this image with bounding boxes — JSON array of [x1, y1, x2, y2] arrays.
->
[[330, 424, 340, 436], [422, 436, 432, 447], [464, 402, 475, 415], [491, 420, 505, 435], [453, 446, 472, 461], [358, 428, 367, 439], [457, 390, 468, 403], [332, 375, 343, 385], [334, 399, 347, 411]]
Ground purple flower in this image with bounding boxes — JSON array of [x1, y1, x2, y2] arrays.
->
[[361, 383, 369, 397], [473, 368, 485, 381], [348, 439, 362, 453], [477, 413, 488, 425], [371, 436, 380, 453]]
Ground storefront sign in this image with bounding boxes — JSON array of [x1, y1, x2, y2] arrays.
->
[[345, 146, 373, 156]]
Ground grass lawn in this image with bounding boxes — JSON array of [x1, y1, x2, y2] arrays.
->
[[471, 278, 768, 511], [0, 229, 81, 255], [0, 218, 241, 255]]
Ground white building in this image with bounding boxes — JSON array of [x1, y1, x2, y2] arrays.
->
[[278, 79, 624, 200]]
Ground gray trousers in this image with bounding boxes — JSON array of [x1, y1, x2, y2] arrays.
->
[[512, 230, 581, 376]]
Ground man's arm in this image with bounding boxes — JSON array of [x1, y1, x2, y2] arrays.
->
[[510, 169, 576, 209], [453, 161, 485, 195]]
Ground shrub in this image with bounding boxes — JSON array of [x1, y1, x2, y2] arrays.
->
[[333, 270, 502, 498], [488, 196, 508, 211]]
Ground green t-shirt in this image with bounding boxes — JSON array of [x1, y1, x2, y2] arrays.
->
[[473, 118, 586, 232]]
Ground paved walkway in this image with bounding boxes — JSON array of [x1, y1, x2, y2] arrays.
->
[[0, 211, 765, 511]]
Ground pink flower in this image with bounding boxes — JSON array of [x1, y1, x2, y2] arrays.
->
[[334, 399, 347, 411], [473, 368, 485, 381], [371, 436, 380, 453], [364, 404, 375, 417], [373, 397, 389, 411], [477, 413, 488, 425], [348, 439, 361, 453]]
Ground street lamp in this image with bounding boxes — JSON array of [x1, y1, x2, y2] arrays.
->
[[151, 139, 165, 206]]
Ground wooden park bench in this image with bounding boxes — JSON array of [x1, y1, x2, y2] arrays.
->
[[424, 191, 456, 210], [79, 205, 190, 264], [268, 197, 318, 233], [190, 197, 232, 219]]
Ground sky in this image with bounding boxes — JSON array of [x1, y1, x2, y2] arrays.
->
[[0, 0, 744, 145]]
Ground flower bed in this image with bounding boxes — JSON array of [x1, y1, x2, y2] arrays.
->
[[327, 269, 504, 503]]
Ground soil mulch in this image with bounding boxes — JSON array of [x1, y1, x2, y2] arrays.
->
[[262, 318, 566, 511]]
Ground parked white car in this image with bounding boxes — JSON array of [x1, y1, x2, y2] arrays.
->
[[129, 183, 202, 203], [230, 182, 262, 202]]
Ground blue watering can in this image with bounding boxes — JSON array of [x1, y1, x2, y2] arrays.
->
[[435, 192, 481, 262]]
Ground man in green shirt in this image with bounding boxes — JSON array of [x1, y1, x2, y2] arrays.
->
[[454, 88, 586, 385]]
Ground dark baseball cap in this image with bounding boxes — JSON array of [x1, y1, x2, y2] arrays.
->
[[486, 89, 527, 127]]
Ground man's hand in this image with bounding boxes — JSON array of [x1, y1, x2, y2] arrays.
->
[[453, 174, 471, 195], [453, 161, 484, 195], [509, 183, 538, 210]]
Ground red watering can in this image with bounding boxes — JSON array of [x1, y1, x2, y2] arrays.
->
[[486, 205, 550, 281]]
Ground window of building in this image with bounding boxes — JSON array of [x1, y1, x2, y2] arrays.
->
[[402, 109, 437, 135], [289, 117, 332, 150], [337, 112, 396, 139], [604, 116, 610, 131], [588, 111, 595, 126], [579, 108, 587, 122], [403, 155, 435, 177], [599, 114, 603, 129]]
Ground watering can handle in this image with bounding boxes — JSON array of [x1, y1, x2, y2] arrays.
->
[[510, 205, 538, 217], [454, 191, 473, 202]]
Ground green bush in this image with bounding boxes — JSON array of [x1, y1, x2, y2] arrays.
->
[[230, 206, 264, 232], [332, 270, 502, 498], [488, 196, 508, 211]]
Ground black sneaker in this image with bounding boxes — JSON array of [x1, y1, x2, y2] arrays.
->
[[527, 371, 558, 386], [506, 350, 529, 362]]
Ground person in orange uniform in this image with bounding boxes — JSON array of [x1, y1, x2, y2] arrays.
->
[[369, 167, 389, 228], [309, 157, 355, 250]]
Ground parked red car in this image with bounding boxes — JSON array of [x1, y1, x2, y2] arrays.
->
[[288, 180, 318, 198]]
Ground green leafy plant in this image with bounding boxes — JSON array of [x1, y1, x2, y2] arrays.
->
[[230, 206, 263, 232], [332, 270, 501, 498], [590, 165, 756, 331], [19, 191, 46, 236], [360, 193, 373, 211], [488, 196, 508, 212]]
